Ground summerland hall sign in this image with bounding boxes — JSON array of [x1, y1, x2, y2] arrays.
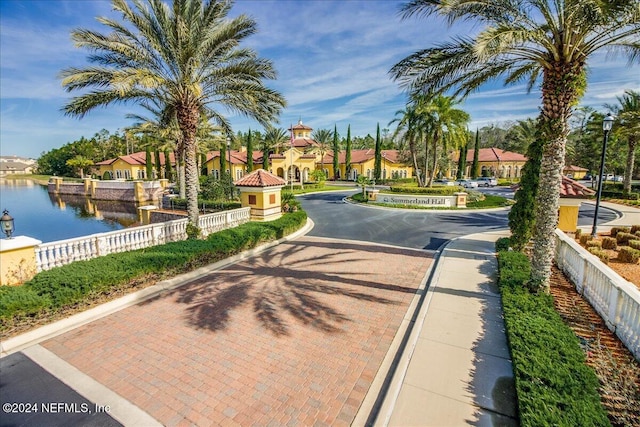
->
[[371, 192, 467, 208]]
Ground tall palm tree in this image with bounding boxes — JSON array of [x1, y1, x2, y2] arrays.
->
[[262, 125, 288, 171], [389, 95, 430, 186], [420, 95, 469, 186], [606, 90, 640, 192], [312, 128, 333, 175], [61, 0, 286, 227], [392, 0, 640, 291]]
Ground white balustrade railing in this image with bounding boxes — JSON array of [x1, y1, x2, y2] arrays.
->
[[554, 229, 640, 361], [35, 207, 251, 272]]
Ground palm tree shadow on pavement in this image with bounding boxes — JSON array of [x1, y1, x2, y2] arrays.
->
[[171, 241, 413, 336]]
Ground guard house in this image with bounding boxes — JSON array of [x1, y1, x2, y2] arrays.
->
[[558, 176, 595, 232], [234, 169, 287, 221]]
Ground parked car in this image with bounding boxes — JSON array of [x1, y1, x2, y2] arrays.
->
[[435, 178, 455, 186], [476, 177, 497, 187], [613, 175, 624, 182], [456, 179, 478, 189]]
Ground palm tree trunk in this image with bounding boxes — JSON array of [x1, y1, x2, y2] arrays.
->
[[409, 137, 422, 187], [530, 63, 582, 292], [177, 103, 200, 227], [624, 138, 636, 193]]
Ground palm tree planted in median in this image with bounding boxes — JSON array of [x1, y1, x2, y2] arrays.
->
[[391, 0, 640, 292], [60, 0, 285, 229]]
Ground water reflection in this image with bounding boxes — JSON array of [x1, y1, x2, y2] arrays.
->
[[47, 192, 143, 227], [0, 179, 144, 242]]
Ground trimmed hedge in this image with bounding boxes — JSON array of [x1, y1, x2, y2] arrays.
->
[[618, 246, 640, 264], [496, 249, 610, 427], [0, 211, 307, 326], [389, 185, 461, 195], [601, 237, 617, 250]]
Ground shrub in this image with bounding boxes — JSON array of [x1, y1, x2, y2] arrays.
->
[[616, 232, 636, 245], [574, 228, 582, 240], [495, 237, 511, 253], [618, 247, 640, 264], [601, 237, 617, 250], [588, 247, 610, 264], [611, 226, 630, 237], [0, 211, 307, 324], [629, 240, 640, 250], [389, 186, 460, 195], [586, 240, 602, 249], [631, 225, 640, 234], [580, 234, 593, 245], [496, 248, 610, 427]]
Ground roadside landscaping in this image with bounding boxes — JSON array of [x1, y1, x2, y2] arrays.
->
[[496, 243, 610, 426], [0, 210, 307, 339], [496, 238, 640, 426], [349, 183, 512, 209]]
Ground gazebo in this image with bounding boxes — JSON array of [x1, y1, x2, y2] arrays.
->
[[234, 169, 287, 221]]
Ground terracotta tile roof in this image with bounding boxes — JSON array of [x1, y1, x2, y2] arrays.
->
[[234, 169, 286, 187], [206, 150, 260, 165], [459, 148, 528, 163], [320, 149, 403, 164], [290, 122, 313, 131], [96, 151, 175, 166], [560, 176, 595, 198], [291, 137, 319, 148]]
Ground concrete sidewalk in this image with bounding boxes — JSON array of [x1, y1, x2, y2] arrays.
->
[[373, 230, 516, 427], [373, 202, 640, 426]]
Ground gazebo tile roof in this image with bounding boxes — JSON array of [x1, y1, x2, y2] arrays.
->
[[234, 169, 286, 187]]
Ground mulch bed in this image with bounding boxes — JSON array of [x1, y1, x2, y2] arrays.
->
[[550, 265, 640, 426]]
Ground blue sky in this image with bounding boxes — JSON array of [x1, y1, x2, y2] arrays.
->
[[1, 0, 638, 159]]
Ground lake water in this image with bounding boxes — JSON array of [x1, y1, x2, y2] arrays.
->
[[0, 179, 140, 243]]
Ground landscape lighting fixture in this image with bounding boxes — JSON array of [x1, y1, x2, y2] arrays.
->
[[1, 209, 15, 239]]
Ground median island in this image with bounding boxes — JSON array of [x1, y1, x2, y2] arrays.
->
[[349, 182, 513, 210]]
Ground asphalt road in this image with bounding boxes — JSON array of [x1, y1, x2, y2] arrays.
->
[[298, 189, 617, 251], [299, 190, 510, 251]]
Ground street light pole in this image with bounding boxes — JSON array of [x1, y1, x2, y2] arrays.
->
[[591, 113, 615, 237], [227, 136, 232, 200]]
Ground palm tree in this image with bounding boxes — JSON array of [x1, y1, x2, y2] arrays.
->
[[61, 0, 286, 228], [262, 126, 288, 172], [420, 95, 469, 186], [389, 95, 430, 186], [312, 128, 333, 176], [392, 0, 640, 291], [606, 90, 640, 192]]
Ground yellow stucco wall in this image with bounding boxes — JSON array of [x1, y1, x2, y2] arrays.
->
[[238, 187, 283, 221], [97, 158, 148, 180], [0, 237, 41, 286], [558, 205, 580, 232]]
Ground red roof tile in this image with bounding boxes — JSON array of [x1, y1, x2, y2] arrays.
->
[[234, 169, 286, 187], [96, 151, 175, 166], [560, 176, 595, 198], [320, 149, 404, 164], [459, 148, 528, 163]]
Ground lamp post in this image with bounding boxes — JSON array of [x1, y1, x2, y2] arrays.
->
[[591, 113, 615, 237], [227, 136, 232, 200], [1, 209, 15, 239]]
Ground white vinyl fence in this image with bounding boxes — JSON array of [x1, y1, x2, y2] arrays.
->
[[554, 229, 640, 361], [35, 207, 250, 272]]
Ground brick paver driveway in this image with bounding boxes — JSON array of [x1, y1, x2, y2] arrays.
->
[[43, 236, 433, 426]]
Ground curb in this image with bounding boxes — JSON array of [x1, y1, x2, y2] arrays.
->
[[0, 218, 315, 358], [353, 239, 447, 426], [368, 230, 509, 426]]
